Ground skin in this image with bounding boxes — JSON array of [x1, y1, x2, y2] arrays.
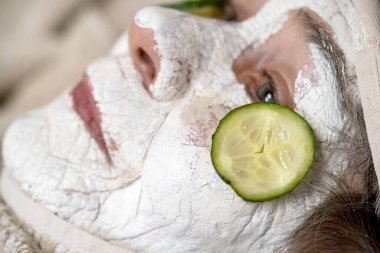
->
[[129, 1, 314, 107], [232, 0, 268, 19], [232, 11, 310, 107], [1, 0, 357, 252]]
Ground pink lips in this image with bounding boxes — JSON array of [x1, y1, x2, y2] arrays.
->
[[71, 74, 112, 164]]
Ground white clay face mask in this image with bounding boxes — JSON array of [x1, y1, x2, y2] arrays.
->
[[1, 0, 357, 252], [294, 43, 343, 142]]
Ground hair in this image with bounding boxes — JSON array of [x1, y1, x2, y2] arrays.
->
[[279, 10, 380, 252]]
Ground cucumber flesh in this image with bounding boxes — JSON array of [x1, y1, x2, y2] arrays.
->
[[211, 102, 315, 202]]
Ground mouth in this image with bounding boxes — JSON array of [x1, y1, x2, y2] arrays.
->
[[71, 74, 112, 164]]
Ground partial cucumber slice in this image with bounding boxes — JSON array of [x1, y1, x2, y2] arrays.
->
[[211, 102, 315, 202], [161, 0, 225, 18]]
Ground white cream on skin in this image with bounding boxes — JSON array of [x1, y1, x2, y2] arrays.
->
[[1, 0, 358, 252], [294, 44, 343, 142]]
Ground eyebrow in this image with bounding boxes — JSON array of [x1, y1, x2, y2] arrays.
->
[[296, 10, 348, 101]]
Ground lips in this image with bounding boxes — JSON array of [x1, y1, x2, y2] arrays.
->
[[71, 74, 112, 164]]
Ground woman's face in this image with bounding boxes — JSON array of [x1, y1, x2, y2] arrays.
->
[[2, 0, 357, 251]]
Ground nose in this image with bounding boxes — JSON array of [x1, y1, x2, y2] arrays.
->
[[128, 6, 200, 101], [128, 21, 160, 94], [128, 6, 243, 101]]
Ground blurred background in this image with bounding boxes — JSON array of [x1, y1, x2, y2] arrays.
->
[[0, 0, 172, 137]]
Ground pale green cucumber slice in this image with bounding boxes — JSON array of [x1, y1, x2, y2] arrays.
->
[[211, 102, 315, 202]]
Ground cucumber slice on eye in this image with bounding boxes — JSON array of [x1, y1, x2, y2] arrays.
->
[[161, 0, 225, 18], [211, 102, 315, 202]]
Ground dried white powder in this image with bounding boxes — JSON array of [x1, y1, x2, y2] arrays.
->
[[294, 43, 343, 142], [2, 0, 359, 252]]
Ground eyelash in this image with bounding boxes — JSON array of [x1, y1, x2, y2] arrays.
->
[[255, 70, 278, 103], [224, 5, 237, 21]]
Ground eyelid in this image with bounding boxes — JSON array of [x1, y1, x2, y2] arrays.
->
[[224, 2, 238, 21], [239, 68, 274, 102], [265, 70, 294, 106], [263, 70, 278, 95], [259, 70, 279, 103]]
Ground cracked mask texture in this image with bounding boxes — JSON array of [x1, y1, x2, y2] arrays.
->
[[1, 0, 360, 252]]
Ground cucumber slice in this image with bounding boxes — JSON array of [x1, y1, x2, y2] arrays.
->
[[161, 0, 226, 18], [186, 5, 224, 18], [211, 102, 315, 202]]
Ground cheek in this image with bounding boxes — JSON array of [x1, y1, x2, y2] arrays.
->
[[140, 100, 241, 218], [181, 102, 232, 148], [136, 100, 271, 247], [134, 99, 324, 250]]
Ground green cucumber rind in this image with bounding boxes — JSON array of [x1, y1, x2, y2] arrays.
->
[[211, 102, 316, 202], [161, 0, 225, 11]]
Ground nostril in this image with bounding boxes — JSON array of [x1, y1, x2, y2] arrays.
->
[[128, 20, 160, 95], [138, 47, 156, 88]]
